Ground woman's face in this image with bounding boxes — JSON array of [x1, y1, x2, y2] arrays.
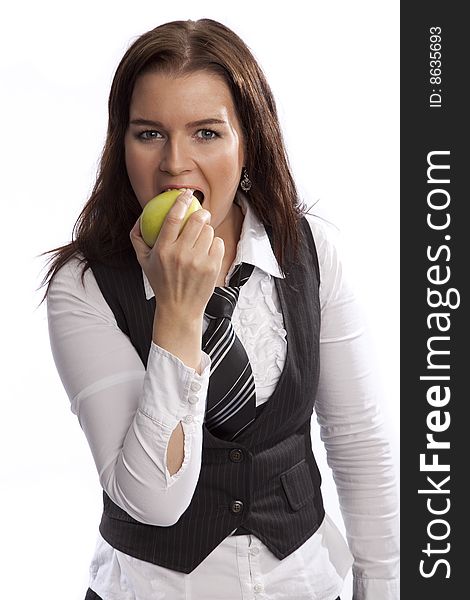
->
[[125, 69, 245, 239]]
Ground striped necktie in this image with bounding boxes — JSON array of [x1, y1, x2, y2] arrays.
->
[[202, 262, 256, 440]]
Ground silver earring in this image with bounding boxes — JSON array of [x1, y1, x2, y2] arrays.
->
[[240, 168, 252, 192]]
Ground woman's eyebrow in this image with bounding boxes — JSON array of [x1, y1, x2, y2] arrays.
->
[[129, 117, 228, 127]]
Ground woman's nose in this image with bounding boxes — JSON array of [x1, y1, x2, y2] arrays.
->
[[159, 137, 192, 175]]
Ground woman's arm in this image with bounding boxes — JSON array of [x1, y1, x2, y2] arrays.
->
[[128, 190, 223, 482], [47, 256, 209, 526], [309, 216, 400, 600]]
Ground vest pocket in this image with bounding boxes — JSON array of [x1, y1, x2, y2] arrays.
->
[[280, 459, 315, 511]]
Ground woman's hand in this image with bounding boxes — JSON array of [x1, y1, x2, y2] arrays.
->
[[130, 189, 224, 322]]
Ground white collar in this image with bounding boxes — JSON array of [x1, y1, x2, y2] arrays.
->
[[143, 190, 284, 300]]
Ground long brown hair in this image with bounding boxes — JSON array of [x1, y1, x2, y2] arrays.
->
[[38, 18, 306, 304]]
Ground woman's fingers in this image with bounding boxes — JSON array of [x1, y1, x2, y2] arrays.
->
[[208, 235, 225, 261], [129, 216, 141, 241], [192, 222, 214, 252], [129, 216, 151, 257], [157, 189, 195, 245], [177, 209, 211, 246]]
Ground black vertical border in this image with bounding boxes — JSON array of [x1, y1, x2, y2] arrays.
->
[[401, 2, 466, 596]]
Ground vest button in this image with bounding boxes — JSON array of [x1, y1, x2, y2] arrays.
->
[[230, 500, 244, 514], [229, 448, 244, 462]]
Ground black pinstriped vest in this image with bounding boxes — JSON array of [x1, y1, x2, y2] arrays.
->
[[89, 216, 324, 573]]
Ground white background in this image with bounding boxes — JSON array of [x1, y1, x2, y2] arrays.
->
[[1, 1, 399, 598]]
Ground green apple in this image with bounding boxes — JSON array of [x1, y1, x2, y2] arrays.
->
[[140, 188, 202, 247]]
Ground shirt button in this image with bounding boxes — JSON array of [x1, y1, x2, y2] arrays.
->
[[249, 546, 260, 556], [230, 500, 244, 514], [253, 583, 263, 593], [229, 448, 244, 462], [190, 381, 202, 392], [183, 415, 194, 424], [188, 395, 199, 404]]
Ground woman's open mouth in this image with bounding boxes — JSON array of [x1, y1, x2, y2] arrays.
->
[[193, 190, 205, 203]]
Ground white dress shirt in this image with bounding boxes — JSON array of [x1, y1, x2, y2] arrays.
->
[[47, 194, 399, 599]]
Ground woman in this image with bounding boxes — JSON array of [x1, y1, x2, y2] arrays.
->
[[41, 18, 399, 600]]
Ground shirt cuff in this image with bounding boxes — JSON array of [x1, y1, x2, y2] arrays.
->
[[353, 576, 400, 600], [139, 342, 210, 431]]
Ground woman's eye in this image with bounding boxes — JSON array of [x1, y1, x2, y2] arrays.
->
[[196, 129, 218, 141], [138, 130, 162, 141]]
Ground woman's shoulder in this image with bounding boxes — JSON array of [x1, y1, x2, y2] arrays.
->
[[301, 211, 343, 268], [300, 211, 358, 308], [48, 248, 140, 299], [46, 251, 109, 312], [48, 251, 90, 292], [46, 251, 120, 326]]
